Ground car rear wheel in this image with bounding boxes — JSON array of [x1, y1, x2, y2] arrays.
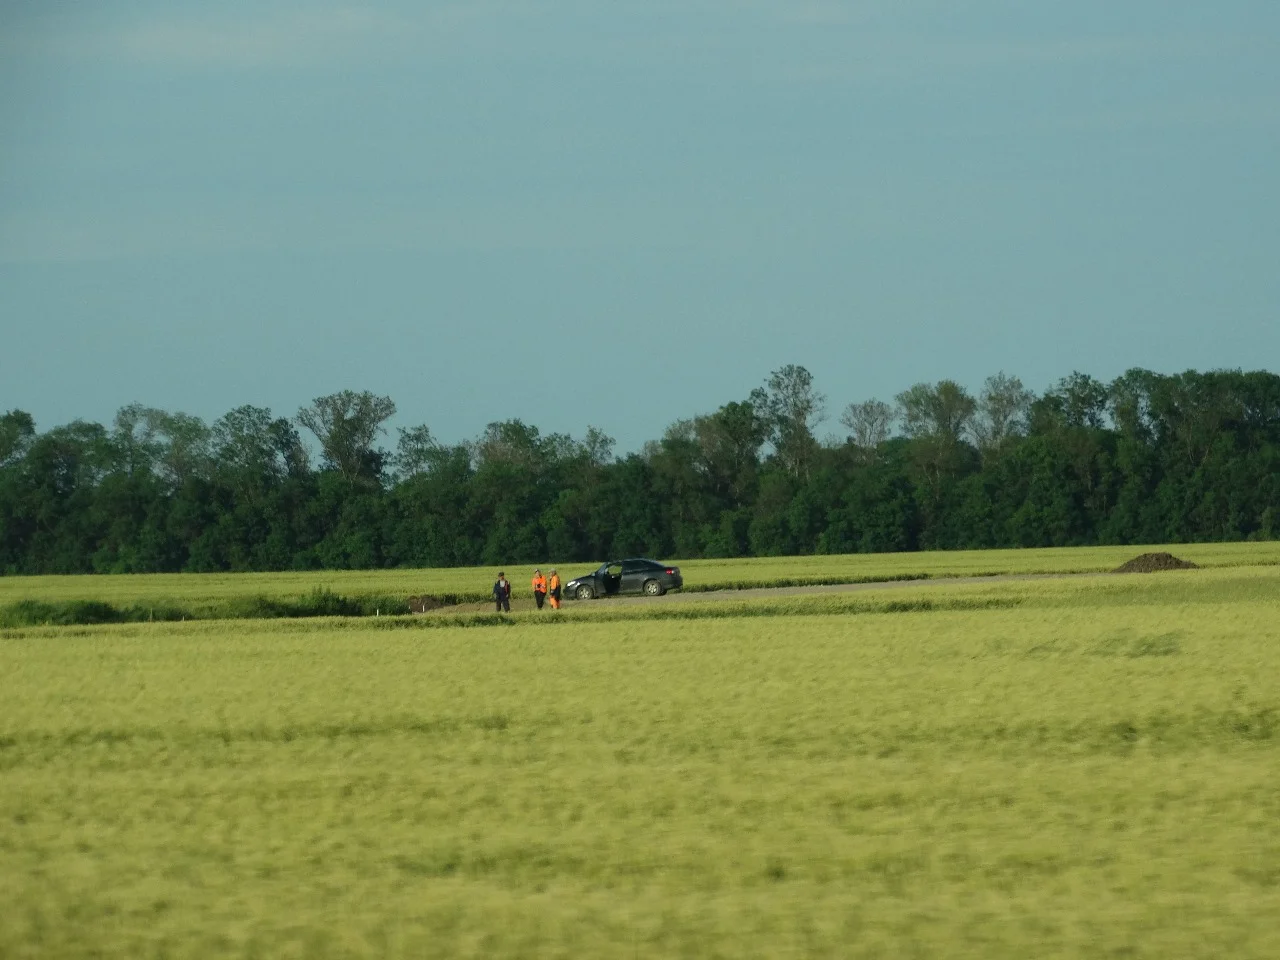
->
[[643, 579, 665, 596], [576, 584, 595, 600]]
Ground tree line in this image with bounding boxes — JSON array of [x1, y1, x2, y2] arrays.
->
[[2, 365, 1278, 575]]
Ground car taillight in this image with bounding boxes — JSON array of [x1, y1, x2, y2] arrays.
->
[[666, 568, 676, 575]]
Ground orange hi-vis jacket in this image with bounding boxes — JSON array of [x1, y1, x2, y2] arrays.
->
[[532, 574, 547, 593], [548, 573, 560, 593]]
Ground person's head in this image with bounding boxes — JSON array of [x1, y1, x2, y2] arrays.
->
[[550, 568, 556, 574], [534, 568, 541, 574], [498, 572, 505, 579]]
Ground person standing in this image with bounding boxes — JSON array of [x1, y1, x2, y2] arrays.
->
[[531, 569, 548, 610], [548, 568, 561, 610], [493, 572, 511, 613]]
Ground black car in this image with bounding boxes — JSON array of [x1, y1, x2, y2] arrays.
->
[[564, 558, 683, 599]]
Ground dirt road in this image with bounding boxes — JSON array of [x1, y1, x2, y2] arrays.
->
[[444, 571, 1108, 614], [599, 571, 1105, 605]]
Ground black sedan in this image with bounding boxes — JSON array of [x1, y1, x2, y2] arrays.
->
[[564, 559, 683, 599]]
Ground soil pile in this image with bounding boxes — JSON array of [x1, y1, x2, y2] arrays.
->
[[1113, 552, 1199, 574], [407, 595, 446, 613]]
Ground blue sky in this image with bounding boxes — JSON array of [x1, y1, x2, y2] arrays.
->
[[2, 1, 1278, 452]]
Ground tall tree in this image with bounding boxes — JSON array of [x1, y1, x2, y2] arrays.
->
[[1031, 372, 1110, 432], [212, 405, 307, 494], [1147, 370, 1243, 469], [147, 409, 212, 488], [471, 419, 546, 471], [897, 380, 976, 443], [0, 410, 36, 467], [751, 364, 826, 478], [13, 421, 114, 573], [694, 400, 766, 506], [839, 399, 894, 463], [971, 372, 1034, 458], [896, 380, 978, 509], [580, 426, 616, 468], [1108, 368, 1159, 440], [110, 403, 164, 478], [393, 425, 442, 479], [296, 391, 396, 484]]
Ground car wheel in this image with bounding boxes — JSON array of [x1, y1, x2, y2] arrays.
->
[[576, 584, 595, 600], [643, 579, 665, 597]]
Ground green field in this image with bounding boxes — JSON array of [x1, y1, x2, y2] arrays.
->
[[3, 541, 1279, 618], [3, 565, 1279, 957]]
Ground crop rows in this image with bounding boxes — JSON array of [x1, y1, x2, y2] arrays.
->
[[2, 564, 1279, 957], [2, 541, 1279, 627]]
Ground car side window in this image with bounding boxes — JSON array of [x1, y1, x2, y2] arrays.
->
[[622, 560, 645, 574]]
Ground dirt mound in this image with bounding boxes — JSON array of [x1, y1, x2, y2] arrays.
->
[[1113, 552, 1199, 574], [407, 595, 446, 613]]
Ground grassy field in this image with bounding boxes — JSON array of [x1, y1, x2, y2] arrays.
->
[[2, 541, 1279, 618], [3, 567, 1279, 957]]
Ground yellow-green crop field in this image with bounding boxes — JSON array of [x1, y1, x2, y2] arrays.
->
[[2, 541, 1279, 613], [3, 565, 1279, 957]]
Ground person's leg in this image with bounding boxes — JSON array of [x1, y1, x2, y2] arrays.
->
[[535, 592, 545, 609]]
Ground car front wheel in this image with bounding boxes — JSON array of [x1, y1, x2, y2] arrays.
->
[[576, 584, 595, 600], [643, 579, 665, 597]]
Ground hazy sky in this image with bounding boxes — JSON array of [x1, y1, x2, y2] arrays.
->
[[3, 1, 1278, 452]]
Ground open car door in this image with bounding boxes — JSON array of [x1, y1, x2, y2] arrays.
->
[[601, 562, 623, 596]]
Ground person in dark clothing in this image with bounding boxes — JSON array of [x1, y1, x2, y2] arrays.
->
[[493, 572, 511, 613]]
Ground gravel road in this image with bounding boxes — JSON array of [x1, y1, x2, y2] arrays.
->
[[573, 571, 1108, 606], [439, 571, 1113, 614]]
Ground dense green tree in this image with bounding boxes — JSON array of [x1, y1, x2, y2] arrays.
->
[[3, 367, 1279, 576], [1031, 372, 1110, 432], [971, 373, 1033, 460], [839, 399, 894, 464], [0, 410, 36, 467], [296, 391, 395, 484], [895, 379, 978, 515], [752, 365, 826, 479], [212, 406, 307, 495], [392, 425, 441, 480]]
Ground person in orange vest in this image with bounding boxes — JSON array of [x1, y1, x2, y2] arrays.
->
[[548, 569, 561, 609], [531, 569, 548, 610]]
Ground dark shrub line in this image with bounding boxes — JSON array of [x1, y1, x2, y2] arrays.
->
[[0, 577, 915, 628], [0, 593, 1024, 636], [0, 588, 432, 628], [0, 572, 1002, 628]]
